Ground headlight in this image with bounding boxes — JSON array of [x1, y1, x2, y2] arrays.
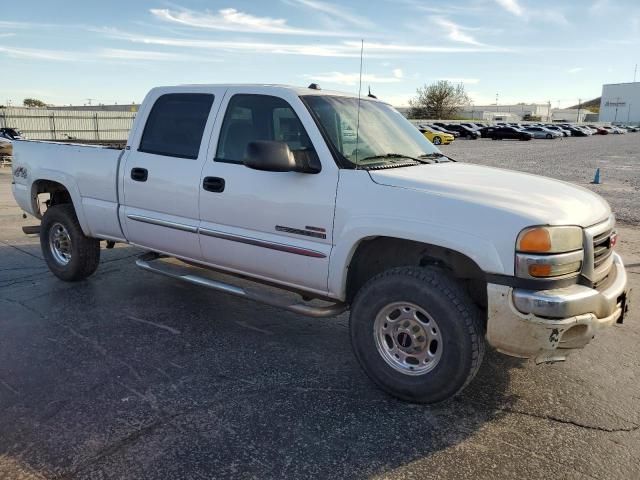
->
[[515, 226, 583, 279], [516, 226, 582, 253]]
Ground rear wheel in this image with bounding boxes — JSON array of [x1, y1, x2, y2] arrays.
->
[[350, 266, 485, 403], [40, 204, 100, 281], [546, 133, 552, 139], [432, 136, 442, 145]]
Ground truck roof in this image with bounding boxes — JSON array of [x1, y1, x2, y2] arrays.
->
[[152, 84, 387, 102]]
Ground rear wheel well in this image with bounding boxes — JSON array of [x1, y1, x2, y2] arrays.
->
[[346, 237, 487, 315], [31, 180, 73, 217]]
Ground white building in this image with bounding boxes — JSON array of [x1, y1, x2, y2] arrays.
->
[[459, 103, 552, 121], [550, 109, 594, 123], [599, 82, 640, 124]]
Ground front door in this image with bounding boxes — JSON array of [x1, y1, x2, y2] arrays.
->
[[198, 89, 339, 294], [121, 88, 223, 260]]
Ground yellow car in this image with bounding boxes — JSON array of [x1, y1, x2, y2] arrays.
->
[[419, 128, 454, 145]]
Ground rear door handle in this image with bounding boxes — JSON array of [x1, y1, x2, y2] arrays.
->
[[203, 176, 225, 193], [131, 168, 148, 182]]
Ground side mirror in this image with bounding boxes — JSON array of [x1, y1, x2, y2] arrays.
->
[[243, 140, 321, 174], [244, 140, 297, 172]]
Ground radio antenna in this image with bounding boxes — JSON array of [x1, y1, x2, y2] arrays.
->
[[354, 39, 364, 168]]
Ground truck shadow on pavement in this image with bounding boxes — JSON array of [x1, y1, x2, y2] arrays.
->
[[0, 244, 522, 479]]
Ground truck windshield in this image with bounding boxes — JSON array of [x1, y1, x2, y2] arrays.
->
[[302, 95, 442, 168]]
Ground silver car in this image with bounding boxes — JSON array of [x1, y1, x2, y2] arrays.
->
[[522, 126, 562, 139]]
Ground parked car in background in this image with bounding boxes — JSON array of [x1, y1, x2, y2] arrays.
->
[[561, 126, 589, 137], [419, 127, 454, 145], [459, 122, 483, 131], [427, 124, 460, 138], [544, 125, 571, 137], [617, 125, 639, 132], [602, 125, 626, 134], [587, 125, 609, 135], [523, 126, 562, 139], [0, 127, 24, 140], [484, 126, 532, 140], [441, 124, 480, 139]]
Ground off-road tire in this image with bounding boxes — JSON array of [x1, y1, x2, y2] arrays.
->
[[350, 266, 485, 403], [40, 204, 100, 281]]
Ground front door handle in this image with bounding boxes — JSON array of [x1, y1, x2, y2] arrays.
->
[[203, 176, 225, 193], [131, 168, 148, 182]]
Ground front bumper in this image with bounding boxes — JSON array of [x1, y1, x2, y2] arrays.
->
[[486, 253, 630, 363]]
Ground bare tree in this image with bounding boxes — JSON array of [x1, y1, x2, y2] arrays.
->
[[408, 81, 470, 119]]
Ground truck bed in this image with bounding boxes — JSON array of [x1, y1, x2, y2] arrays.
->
[[11, 140, 126, 241]]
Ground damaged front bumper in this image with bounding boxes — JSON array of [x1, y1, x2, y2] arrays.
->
[[486, 253, 630, 363]]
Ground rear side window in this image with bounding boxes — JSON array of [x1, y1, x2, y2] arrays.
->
[[215, 94, 313, 164], [139, 93, 214, 159]]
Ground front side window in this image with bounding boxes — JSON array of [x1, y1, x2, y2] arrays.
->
[[302, 95, 441, 168], [216, 94, 314, 164], [139, 93, 214, 159]]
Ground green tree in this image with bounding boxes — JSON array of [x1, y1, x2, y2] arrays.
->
[[408, 81, 470, 119], [23, 98, 47, 107]]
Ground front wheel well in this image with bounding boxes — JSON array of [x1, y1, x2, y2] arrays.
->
[[346, 237, 487, 314]]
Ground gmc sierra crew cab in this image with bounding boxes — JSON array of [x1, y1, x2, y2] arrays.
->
[[11, 84, 630, 403]]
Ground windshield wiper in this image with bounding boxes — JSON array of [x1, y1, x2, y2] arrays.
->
[[358, 153, 434, 165], [418, 152, 454, 163]]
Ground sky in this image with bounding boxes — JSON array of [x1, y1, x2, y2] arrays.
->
[[1, 0, 639, 108]]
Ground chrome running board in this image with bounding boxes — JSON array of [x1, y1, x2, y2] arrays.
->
[[135, 253, 347, 318]]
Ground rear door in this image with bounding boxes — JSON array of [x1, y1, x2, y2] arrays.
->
[[120, 87, 224, 259], [197, 88, 339, 294]]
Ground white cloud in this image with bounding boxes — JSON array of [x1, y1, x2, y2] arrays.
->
[[98, 48, 221, 62], [303, 71, 404, 86], [0, 46, 77, 61], [567, 67, 583, 74], [0, 33, 15, 38], [285, 0, 374, 29], [150, 7, 353, 36], [432, 17, 483, 45], [495, 0, 524, 16], [439, 78, 480, 84], [102, 29, 512, 58], [393, 68, 403, 78]]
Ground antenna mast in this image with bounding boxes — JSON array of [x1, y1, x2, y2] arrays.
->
[[354, 39, 364, 168]]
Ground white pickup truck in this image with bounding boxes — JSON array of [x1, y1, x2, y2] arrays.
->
[[11, 84, 630, 403]]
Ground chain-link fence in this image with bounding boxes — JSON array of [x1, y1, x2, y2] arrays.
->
[[0, 107, 136, 141]]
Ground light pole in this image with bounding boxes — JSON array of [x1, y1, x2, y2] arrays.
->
[[577, 98, 581, 124], [614, 96, 620, 123], [495, 93, 499, 113], [627, 103, 631, 123]]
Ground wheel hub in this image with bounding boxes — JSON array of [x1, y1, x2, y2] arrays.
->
[[374, 302, 442, 375], [49, 222, 72, 266]]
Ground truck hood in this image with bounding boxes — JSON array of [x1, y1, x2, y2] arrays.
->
[[369, 163, 610, 227]]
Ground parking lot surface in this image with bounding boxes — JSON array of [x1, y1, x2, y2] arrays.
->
[[1, 134, 640, 479]]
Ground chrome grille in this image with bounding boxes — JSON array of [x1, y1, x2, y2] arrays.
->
[[593, 229, 613, 268]]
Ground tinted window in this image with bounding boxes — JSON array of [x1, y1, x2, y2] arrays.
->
[[216, 94, 313, 164], [139, 93, 214, 159]]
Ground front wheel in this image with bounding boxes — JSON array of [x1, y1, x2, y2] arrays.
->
[[40, 204, 100, 281], [546, 133, 552, 139], [350, 267, 485, 403], [432, 136, 442, 145]]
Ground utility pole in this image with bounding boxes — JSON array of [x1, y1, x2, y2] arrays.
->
[[547, 100, 551, 122], [627, 103, 631, 123], [495, 93, 499, 112], [614, 96, 620, 123], [577, 98, 582, 123]]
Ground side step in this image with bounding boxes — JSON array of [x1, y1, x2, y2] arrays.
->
[[135, 253, 347, 318]]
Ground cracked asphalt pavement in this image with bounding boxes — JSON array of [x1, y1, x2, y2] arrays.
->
[[1, 141, 640, 479]]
